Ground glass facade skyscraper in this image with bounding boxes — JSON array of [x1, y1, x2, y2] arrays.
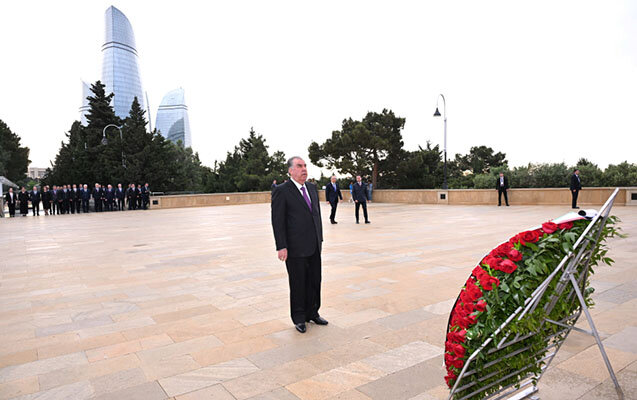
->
[[79, 80, 91, 125], [101, 6, 145, 119], [156, 88, 192, 148]]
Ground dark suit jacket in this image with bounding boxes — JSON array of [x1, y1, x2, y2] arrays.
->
[[30, 191, 41, 204], [42, 191, 51, 203], [570, 174, 582, 191], [72, 189, 81, 201], [92, 188, 103, 200], [81, 189, 91, 201], [5, 192, 17, 205], [325, 182, 343, 203], [271, 180, 323, 258], [351, 182, 368, 202], [18, 192, 30, 204], [105, 189, 115, 201], [116, 188, 125, 200], [126, 188, 136, 200], [56, 189, 65, 202], [496, 176, 509, 190]]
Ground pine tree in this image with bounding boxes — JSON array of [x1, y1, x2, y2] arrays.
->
[[0, 119, 31, 184]]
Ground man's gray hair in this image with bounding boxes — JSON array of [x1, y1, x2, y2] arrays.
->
[[287, 156, 302, 168]]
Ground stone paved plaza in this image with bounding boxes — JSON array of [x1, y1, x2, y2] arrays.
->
[[0, 202, 636, 400]]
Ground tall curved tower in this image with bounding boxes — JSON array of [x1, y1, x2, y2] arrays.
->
[[156, 88, 192, 147], [101, 6, 145, 119], [79, 80, 91, 125]]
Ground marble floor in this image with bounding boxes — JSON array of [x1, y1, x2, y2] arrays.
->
[[0, 202, 635, 400]]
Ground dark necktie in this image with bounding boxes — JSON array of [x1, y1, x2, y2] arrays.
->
[[300, 186, 311, 211]]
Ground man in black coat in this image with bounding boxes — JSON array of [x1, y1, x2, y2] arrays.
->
[[42, 186, 51, 215], [81, 184, 91, 213], [72, 184, 81, 213], [104, 184, 115, 211], [325, 175, 343, 224], [351, 175, 370, 224], [570, 169, 582, 209], [142, 183, 151, 209], [127, 184, 137, 210], [5, 188, 17, 217], [50, 185, 58, 215], [93, 184, 104, 212], [18, 187, 29, 216], [496, 172, 510, 206], [116, 183, 125, 211], [136, 184, 143, 209], [271, 156, 327, 333], [30, 186, 42, 216], [56, 185, 65, 214]]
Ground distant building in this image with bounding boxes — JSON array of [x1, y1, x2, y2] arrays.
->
[[79, 81, 91, 125], [28, 167, 47, 180], [156, 88, 192, 147]]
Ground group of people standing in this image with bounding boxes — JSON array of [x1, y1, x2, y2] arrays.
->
[[3, 183, 151, 217], [326, 175, 371, 224], [496, 169, 583, 208]]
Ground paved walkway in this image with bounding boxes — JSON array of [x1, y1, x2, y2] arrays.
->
[[0, 202, 635, 400]]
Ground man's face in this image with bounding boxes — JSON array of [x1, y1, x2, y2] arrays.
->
[[84, 185, 88, 190], [575, 170, 580, 175], [33, 186, 37, 191], [21, 187, 25, 192], [288, 158, 307, 184], [499, 173, 504, 178], [356, 176, 362, 183], [331, 176, 336, 184], [9, 188, 13, 193]]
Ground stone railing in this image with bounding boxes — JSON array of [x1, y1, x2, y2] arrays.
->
[[149, 187, 637, 209]]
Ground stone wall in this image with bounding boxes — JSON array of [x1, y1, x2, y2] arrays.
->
[[150, 187, 637, 209]]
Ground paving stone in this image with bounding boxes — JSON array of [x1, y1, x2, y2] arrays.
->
[[92, 381, 168, 400]]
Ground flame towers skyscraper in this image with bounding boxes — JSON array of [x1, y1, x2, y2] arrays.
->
[[100, 6, 145, 119]]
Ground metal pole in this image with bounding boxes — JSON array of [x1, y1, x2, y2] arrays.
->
[[103, 124, 125, 168], [436, 94, 448, 189]]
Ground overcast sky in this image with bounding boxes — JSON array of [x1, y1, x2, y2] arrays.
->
[[1, 1, 636, 177]]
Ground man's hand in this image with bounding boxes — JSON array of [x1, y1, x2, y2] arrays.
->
[[355, 200, 358, 203], [277, 248, 288, 262]]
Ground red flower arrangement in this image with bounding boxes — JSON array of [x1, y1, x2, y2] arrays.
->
[[444, 219, 577, 388]]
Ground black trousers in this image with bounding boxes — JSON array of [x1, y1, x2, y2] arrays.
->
[[143, 197, 149, 209], [498, 189, 509, 206], [32, 202, 40, 215], [74, 200, 81, 213], [117, 198, 124, 210], [95, 199, 102, 212], [58, 201, 65, 214], [572, 190, 579, 208], [82, 200, 89, 213], [285, 249, 322, 324], [51, 201, 57, 215], [355, 201, 368, 222], [8, 204, 15, 217], [64, 200, 72, 214], [329, 200, 338, 221], [105, 201, 113, 211]]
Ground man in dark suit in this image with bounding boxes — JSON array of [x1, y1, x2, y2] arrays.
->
[[127, 184, 136, 210], [496, 172, 510, 206], [136, 184, 143, 209], [93, 184, 104, 212], [570, 169, 582, 209], [50, 185, 58, 215], [18, 187, 29, 216], [81, 184, 91, 213], [30, 186, 42, 216], [5, 188, 17, 217], [116, 184, 125, 211], [141, 183, 150, 209], [325, 175, 343, 224], [271, 180, 277, 192], [72, 184, 81, 213], [62, 185, 72, 214], [271, 156, 327, 333], [106, 184, 117, 211], [352, 175, 370, 224]]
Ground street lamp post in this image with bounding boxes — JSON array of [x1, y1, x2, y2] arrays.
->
[[433, 94, 448, 189], [102, 124, 126, 168]]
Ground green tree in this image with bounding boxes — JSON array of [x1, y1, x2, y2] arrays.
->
[[0, 119, 31, 184], [455, 146, 507, 174], [602, 162, 637, 186], [308, 109, 405, 188], [574, 158, 603, 187]]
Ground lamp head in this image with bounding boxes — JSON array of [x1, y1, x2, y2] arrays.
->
[[433, 107, 441, 117], [101, 137, 108, 145]]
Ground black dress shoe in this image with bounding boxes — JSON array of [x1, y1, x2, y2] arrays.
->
[[309, 316, 328, 325], [365, 220, 370, 224], [356, 221, 359, 224], [295, 323, 306, 333], [330, 220, 337, 224]]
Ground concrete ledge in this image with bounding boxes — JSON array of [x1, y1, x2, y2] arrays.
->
[[150, 187, 636, 209]]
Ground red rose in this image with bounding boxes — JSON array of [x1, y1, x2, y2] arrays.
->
[[482, 255, 502, 269], [496, 259, 518, 274], [467, 314, 478, 325], [520, 230, 541, 245], [476, 299, 487, 312], [459, 290, 472, 306], [447, 329, 467, 343], [449, 343, 466, 357], [509, 233, 523, 245], [462, 301, 475, 314], [558, 221, 573, 230], [451, 314, 468, 329], [465, 279, 483, 301], [507, 248, 523, 262], [479, 274, 500, 290], [472, 266, 488, 279], [445, 373, 457, 386], [491, 242, 513, 257], [542, 221, 558, 234]]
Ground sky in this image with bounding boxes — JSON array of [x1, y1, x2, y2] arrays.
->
[[1, 1, 636, 178]]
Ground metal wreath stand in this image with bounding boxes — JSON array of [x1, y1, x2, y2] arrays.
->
[[447, 188, 624, 400]]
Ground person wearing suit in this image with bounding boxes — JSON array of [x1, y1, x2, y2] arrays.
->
[[351, 175, 370, 224], [42, 186, 51, 215], [116, 184, 125, 211], [5, 188, 17, 217], [30, 186, 42, 216], [141, 183, 150, 209], [56, 186, 65, 214], [496, 172, 510, 206], [127, 184, 136, 210], [104, 184, 115, 211], [324, 175, 343, 224], [136, 184, 143, 209], [271, 180, 277, 192], [271, 156, 327, 333], [81, 184, 91, 213], [50, 185, 58, 215], [570, 169, 582, 209], [72, 184, 81, 213], [18, 187, 29, 216], [93, 184, 104, 212]]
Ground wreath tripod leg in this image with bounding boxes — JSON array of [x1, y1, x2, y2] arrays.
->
[[569, 275, 624, 400]]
